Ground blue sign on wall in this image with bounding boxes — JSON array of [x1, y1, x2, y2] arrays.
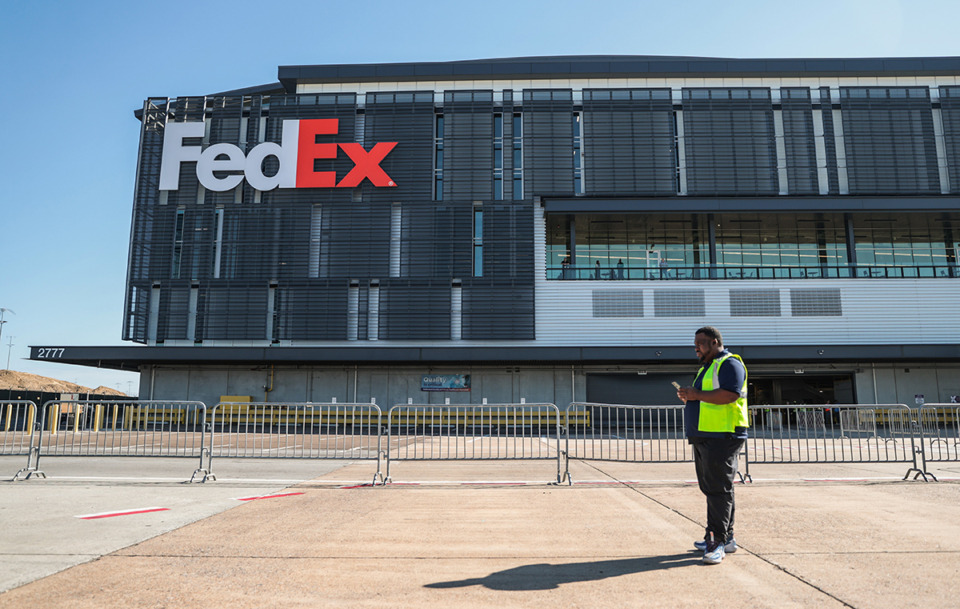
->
[[421, 374, 471, 392]]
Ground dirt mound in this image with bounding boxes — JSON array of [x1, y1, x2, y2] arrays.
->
[[0, 370, 127, 396]]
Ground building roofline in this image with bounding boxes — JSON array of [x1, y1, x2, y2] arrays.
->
[[278, 55, 960, 89], [209, 81, 286, 97]]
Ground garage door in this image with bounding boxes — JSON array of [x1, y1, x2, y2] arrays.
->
[[585, 373, 687, 406]]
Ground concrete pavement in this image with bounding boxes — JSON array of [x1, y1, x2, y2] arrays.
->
[[1, 456, 958, 608]]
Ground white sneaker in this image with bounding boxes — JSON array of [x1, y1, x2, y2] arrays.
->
[[702, 540, 725, 565]]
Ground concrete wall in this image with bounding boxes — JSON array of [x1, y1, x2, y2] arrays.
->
[[140, 362, 960, 409], [142, 364, 580, 410], [855, 363, 960, 406]]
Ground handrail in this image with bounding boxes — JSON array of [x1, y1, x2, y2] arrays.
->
[[548, 264, 959, 281]]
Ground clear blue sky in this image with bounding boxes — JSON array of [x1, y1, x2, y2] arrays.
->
[[0, 0, 957, 393]]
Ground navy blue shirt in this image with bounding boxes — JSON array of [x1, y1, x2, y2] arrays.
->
[[684, 349, 748, 439]]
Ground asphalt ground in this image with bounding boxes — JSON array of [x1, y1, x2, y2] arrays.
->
[[1, 455, 958, 608]]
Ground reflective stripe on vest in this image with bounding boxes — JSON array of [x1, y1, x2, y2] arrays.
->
[[696, 353, 750, 433]]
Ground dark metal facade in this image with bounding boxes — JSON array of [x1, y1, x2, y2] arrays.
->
[[126, 90, 537, 344]]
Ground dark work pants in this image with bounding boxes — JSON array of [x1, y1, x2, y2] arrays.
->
[[692, 437, 745, 541]]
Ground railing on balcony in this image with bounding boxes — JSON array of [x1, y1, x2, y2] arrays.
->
[[548, 264, 960, 281]]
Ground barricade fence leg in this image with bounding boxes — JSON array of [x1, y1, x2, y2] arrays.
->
[[741, 443, 752, 483], [384, 422, 394, 484], [901, 410, 934, 482], [373, 424, 386, 485], [190, 447, 215, 483], [197, 413, 216, 482], [13, 403, 46, 481], [14, 446, 46, 481], [559, 419, 572, 485]]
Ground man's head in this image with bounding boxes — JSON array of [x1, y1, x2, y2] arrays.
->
[[694, 326, 724, 364]]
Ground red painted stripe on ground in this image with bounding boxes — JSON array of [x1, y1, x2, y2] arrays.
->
[[235, 492, 305, 502], [76, 507, 169, 520]]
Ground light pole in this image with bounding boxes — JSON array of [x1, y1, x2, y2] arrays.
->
[[0, 308, 14, 352]]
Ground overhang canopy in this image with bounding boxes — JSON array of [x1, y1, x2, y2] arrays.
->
[[29, 344, 960, 372]]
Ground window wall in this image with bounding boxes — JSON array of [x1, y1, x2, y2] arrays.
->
[[853, 213, 958, 277], [547, 213, 709, 279], [714, 213, 847, 277], [546, 211, 960, 279]]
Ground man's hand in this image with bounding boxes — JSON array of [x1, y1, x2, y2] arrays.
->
[[678, 387, 741, 404]]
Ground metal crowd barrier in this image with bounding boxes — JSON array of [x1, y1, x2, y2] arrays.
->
[[561, 403, 931, 483], [562, 402, 689, 483], [206, 402, 383, 484], [8, 399, 955, 484], [2, 401, 40, 480], [385, 403, 563, 483], [29, 400, 210, 482], [912, 404, 960, 481], [744, 404, 927, 481]]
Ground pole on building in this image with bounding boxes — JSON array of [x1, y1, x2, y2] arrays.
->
[[0, 308, 15, 366]]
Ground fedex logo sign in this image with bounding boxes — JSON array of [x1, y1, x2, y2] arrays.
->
[[159, 119, 397, 192]]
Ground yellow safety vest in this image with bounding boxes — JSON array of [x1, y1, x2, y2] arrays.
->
[[695, 353, 749, 433]]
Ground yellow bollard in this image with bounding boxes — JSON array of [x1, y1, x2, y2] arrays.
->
[[48, 404, 59, 435], [4, 403, 10, 432], [73, 404, 82, 434], [94, 404, 103, 432]]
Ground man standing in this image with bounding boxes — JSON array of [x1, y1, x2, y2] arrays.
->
[[676, 326, 749, 565]]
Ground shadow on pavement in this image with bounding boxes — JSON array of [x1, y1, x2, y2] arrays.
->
[[425, 554, 700, 591]]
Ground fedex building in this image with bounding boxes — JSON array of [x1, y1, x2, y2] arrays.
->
[[32, 56, 960, 407]]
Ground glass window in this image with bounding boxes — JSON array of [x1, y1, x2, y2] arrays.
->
[[715, 214, 848, 276], [172, 207, 185, 278], [853, 212, 959, 274], [493, 113, 504, 198], [547, 213, 709, 279], [511, 113, 523, 198], [573, 112, 583, 194], [473, 208, 483, 277], [433, 114, 444, 201]]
